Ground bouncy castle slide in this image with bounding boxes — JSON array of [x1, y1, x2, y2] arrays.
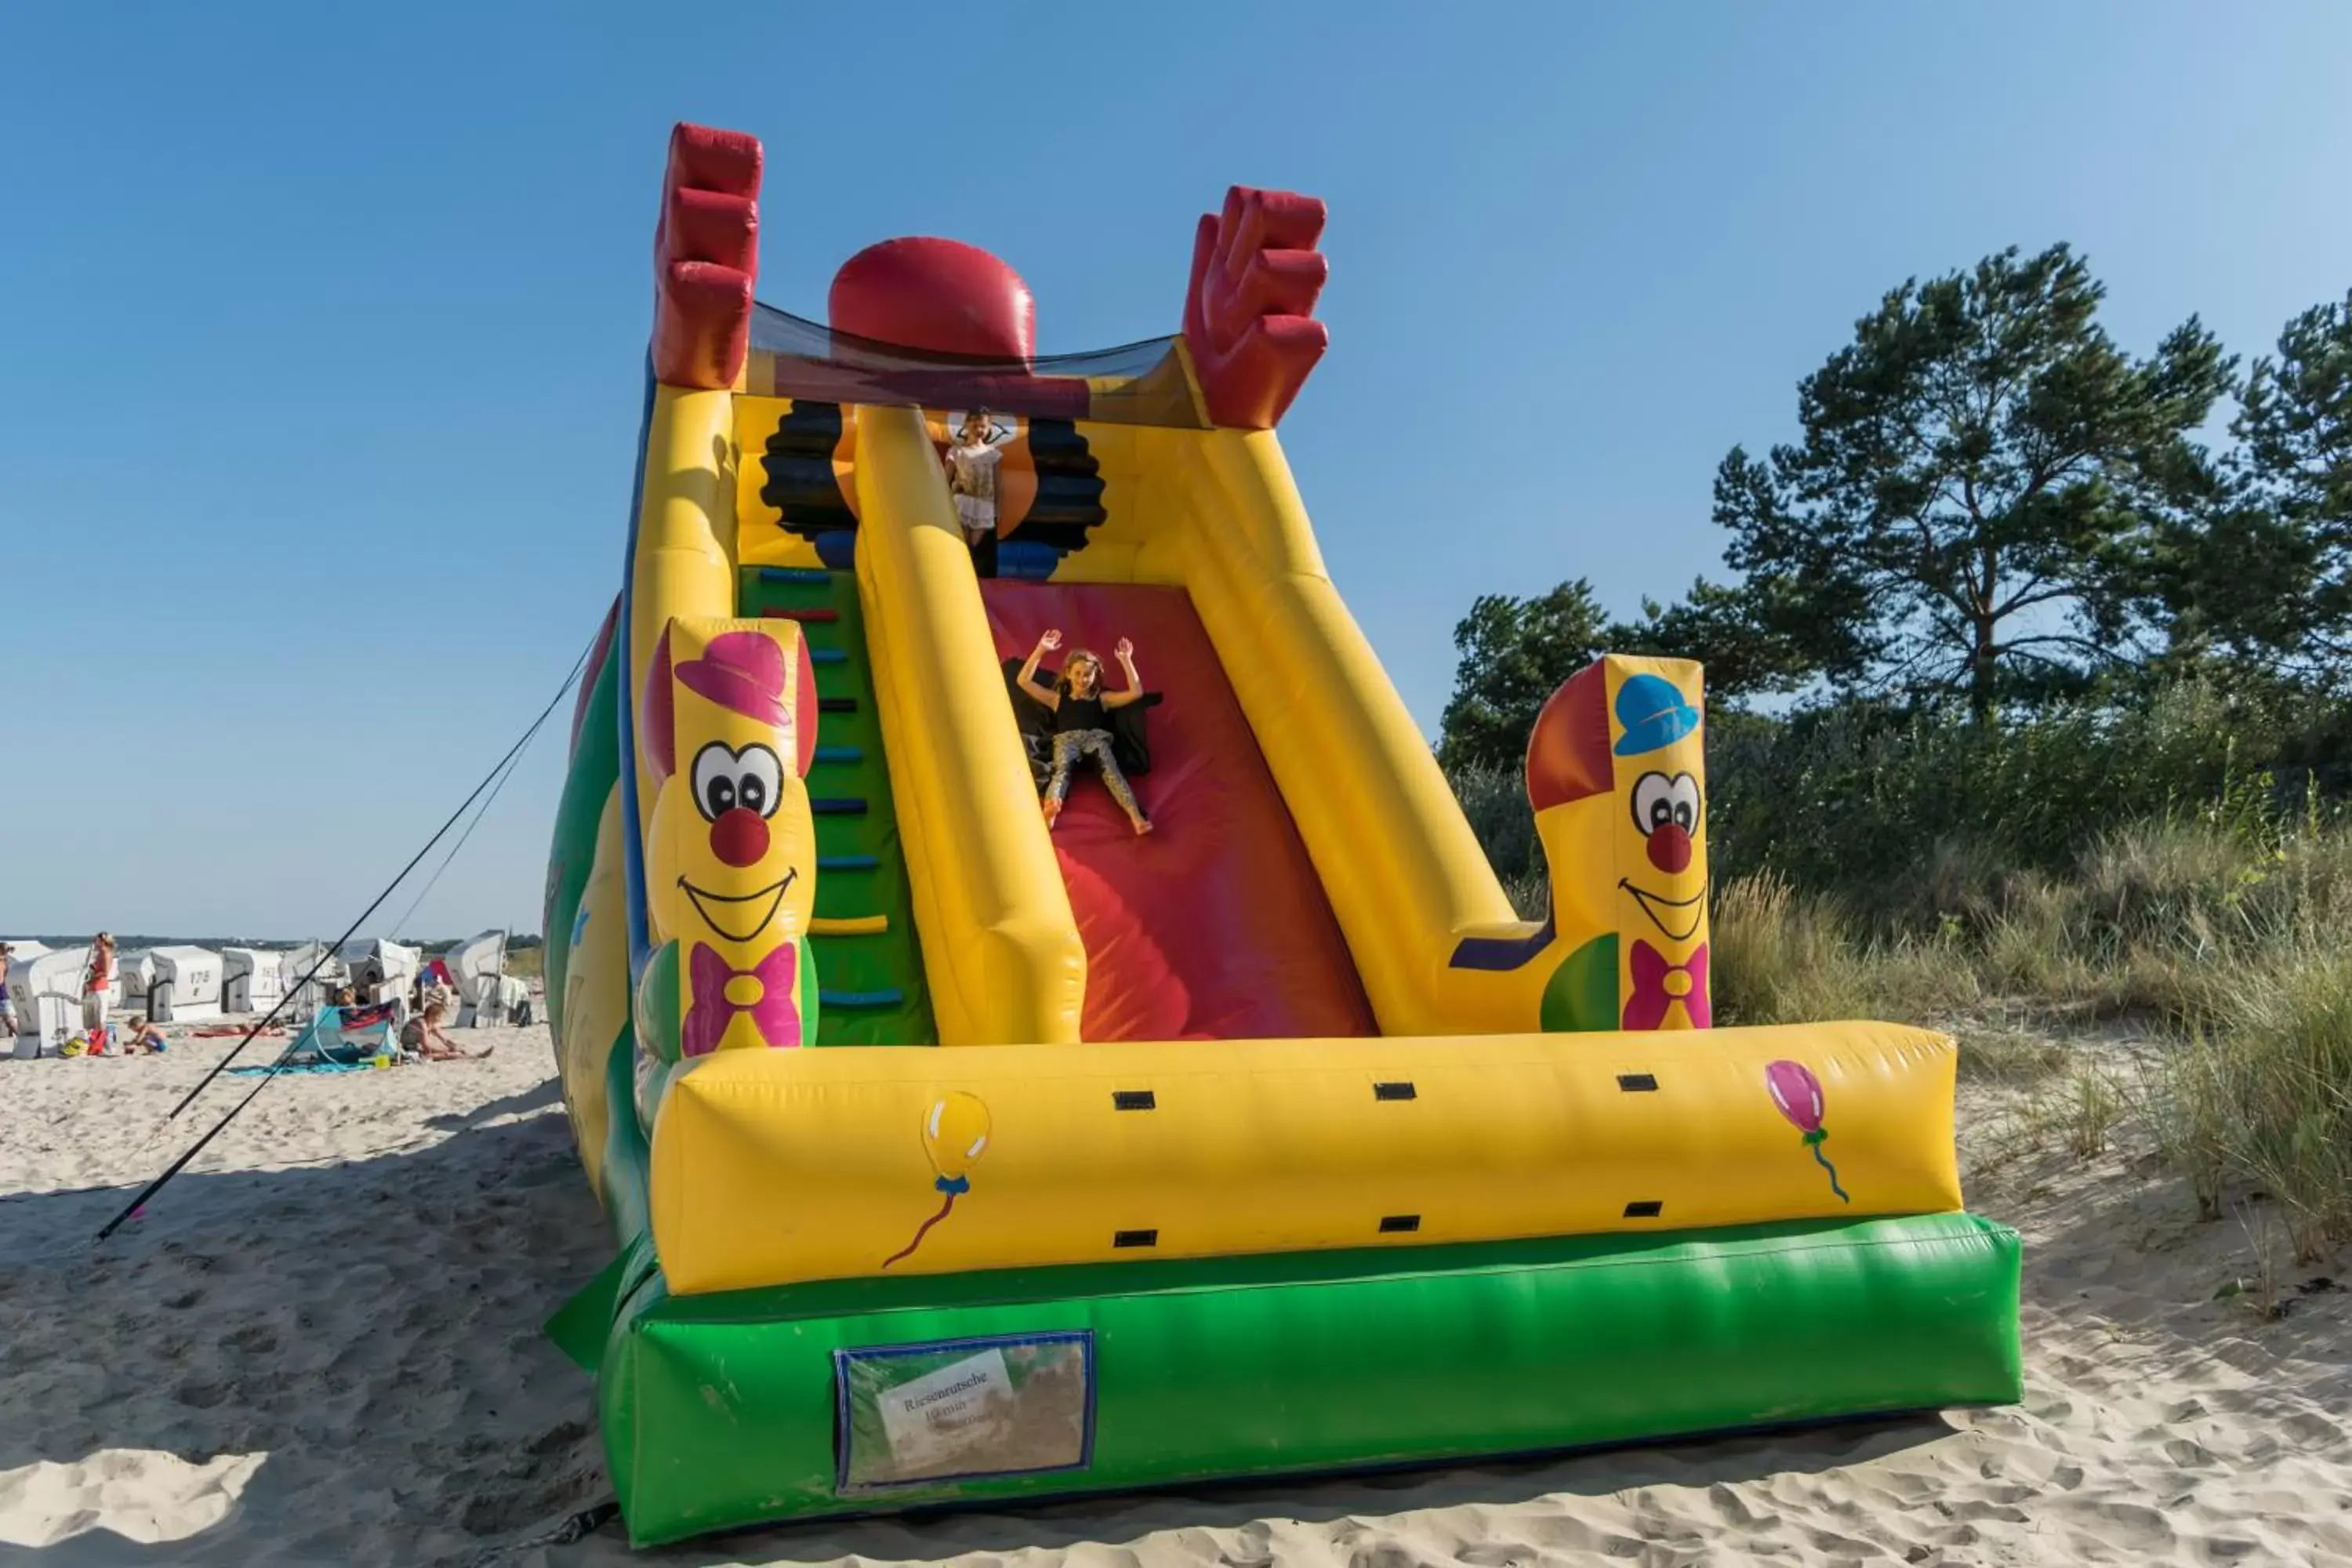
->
[[543, 123, 2021, 1546]]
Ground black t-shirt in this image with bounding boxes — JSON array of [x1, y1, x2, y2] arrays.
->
[[1054, 693, 1109, 734]]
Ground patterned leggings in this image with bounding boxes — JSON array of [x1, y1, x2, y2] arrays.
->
[[1046, 729, 1145, 819]]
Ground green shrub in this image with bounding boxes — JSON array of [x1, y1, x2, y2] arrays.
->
[[1450, 759, 1539, 887]]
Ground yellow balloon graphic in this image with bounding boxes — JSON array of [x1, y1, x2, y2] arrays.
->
[[886, 1091, 991, 1271], [924, 1091, 992, 1186]]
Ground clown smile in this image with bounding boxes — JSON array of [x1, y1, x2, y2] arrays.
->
[[681, 869, 797, 943], [1619, 878, 1707, 944]]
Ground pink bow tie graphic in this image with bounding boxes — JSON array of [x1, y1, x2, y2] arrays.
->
[[1622, 938, 1711, 1030], [682, 942, 801, 1057]]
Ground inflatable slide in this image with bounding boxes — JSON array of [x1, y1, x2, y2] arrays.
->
[[543, 122, 2023, 1547]]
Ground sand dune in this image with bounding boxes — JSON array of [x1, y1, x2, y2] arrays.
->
[[2, 1027, 2345, 1566]]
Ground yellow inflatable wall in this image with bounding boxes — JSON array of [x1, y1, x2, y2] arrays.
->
[[650, 1022, 1956, 1294]]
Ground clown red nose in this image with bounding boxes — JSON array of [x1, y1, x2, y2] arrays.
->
[[1646, 821, 1693, 874], [711, 808, 770, 868]]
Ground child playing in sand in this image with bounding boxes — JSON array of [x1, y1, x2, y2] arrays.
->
[[400, 1000, 492, 1062], [1014, 630, 1154, 835], [122, 1015, 166, 1054]]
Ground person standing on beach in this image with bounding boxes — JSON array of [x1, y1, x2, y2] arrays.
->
[[83, 932, 114, 1054]]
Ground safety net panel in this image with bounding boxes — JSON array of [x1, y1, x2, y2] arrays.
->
[[746, 306, 1207, 428]]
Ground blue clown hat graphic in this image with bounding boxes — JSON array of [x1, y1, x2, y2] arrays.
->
[[1613, 673, 1700, 756]]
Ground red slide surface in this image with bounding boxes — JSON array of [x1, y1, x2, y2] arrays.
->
[[982, 582, 1376, 1042]]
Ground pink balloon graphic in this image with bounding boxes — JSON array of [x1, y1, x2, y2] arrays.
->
[[1764, 1059, 1848, 1203], [1765, 1059, 1824, 1133]]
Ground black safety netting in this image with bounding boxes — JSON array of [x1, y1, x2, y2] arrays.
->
[[746, 305, 1207, 428]]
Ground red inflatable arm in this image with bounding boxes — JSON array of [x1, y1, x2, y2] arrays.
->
[[1181, 187, 1329, 430], [652, 123, 763, 390]]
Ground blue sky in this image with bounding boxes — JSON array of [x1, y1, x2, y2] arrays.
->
[[5, 2, 2348, 938]]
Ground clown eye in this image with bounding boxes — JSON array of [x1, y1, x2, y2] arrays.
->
[[1667, 773, 1701, 833], [689, 742, 786, 822], [737, 745, 783, 819], [691, 743, 736, 822], [1632, 772, 1677, 834]]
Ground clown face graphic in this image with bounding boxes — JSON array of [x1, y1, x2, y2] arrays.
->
[[643, 620, 819, 1055], [1608, 664, 1710, 1029]]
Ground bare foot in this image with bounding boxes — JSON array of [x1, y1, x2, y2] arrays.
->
[[1042, 797, 1062, 829], [1132, 816, 1154, 836]]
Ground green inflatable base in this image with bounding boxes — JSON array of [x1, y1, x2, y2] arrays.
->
[[590, 1212, 2020, 1546]]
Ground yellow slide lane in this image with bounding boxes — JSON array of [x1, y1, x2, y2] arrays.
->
[[848, 405, 1087, 1046]]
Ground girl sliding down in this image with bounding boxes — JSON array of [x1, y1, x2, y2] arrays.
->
[[1016, 630, 1153, 835]]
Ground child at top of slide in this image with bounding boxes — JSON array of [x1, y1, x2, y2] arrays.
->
[[944, 410, 1016, 561], [1015, 630, 1154, 836]]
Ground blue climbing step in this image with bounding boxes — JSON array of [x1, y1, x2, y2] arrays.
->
[[821, 989, 907, 1011]]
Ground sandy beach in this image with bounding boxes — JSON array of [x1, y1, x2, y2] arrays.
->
[[3, 1026, 2347, 1566]]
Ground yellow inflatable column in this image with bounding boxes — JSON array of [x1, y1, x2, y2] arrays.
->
[[848, 404, 1086, 1046], [630, 616, 823, 1131], [628, 387, 740, 841], [1521, 655, 1711, 1032]]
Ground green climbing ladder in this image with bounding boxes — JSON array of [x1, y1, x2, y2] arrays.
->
[[738, 565, 936, 1047]]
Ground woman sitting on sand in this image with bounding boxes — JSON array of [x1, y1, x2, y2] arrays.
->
[[400, 1000, 492, 1062]]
